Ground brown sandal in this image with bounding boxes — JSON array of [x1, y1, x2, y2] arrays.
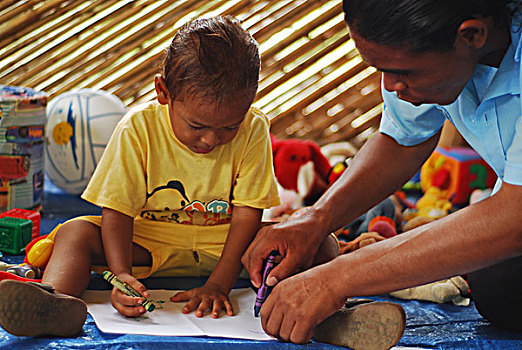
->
[[0, 279, 87, 337], [313, 299, 406, 350]]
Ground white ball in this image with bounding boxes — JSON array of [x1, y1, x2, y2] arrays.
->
[[45, 89, 127, 194]]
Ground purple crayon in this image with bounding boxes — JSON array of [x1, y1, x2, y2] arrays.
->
[[254, 250, 279, 317]]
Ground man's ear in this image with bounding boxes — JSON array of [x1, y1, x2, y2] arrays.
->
[[456, 19, 488, 49], [154, 74, 171, 105]]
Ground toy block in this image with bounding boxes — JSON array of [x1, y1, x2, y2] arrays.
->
[[0, 208, 41, 239], [421, 147, 497, 205], [0, 217, 32, 255]]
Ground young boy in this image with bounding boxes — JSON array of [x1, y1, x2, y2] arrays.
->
[[0, 15, 282, 337]]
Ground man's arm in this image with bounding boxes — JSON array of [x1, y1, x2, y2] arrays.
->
[[262, 180, 522, 343], [243, 131, 440, 287]]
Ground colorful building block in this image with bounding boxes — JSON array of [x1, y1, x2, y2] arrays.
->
[[420, 147, 497, 205], [0, 217, 32, 255], [0, 208, 41, 239]]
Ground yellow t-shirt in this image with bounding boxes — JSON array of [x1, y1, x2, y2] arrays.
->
[[82, 101, 280, 226]]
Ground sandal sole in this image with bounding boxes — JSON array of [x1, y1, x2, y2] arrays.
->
[[313, 301, 406, 350], [0, 280, 87, 337]]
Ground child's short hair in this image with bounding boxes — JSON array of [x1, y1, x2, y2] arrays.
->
[[162, 16, 260, 103]]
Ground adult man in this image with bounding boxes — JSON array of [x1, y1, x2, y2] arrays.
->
[[242, 0, 522, 344]]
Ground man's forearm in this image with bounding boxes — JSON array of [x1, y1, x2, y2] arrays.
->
[[318, 185, 522, 299], [313, 131, 439, 234]]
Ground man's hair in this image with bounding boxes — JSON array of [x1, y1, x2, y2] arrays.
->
[[162, 15, 260, 103], [343, 0, 521, 53]]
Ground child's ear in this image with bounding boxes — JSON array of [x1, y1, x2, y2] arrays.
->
[[154, 74, 171, 105]]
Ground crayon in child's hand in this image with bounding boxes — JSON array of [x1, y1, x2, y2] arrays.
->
[[102, 270, 156, 312]]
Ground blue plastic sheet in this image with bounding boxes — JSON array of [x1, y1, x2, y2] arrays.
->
[[1, 181, 522, 349], [2, 291, 521, 349]]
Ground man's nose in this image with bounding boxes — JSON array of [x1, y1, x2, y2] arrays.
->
[[382, 73, 407, 94]]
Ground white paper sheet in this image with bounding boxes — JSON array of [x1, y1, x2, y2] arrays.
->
[[83, 288, 275, 341]]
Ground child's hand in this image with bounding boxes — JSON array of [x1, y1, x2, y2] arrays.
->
[[109, 272, 150, 317], [170, 282, 233, 318]]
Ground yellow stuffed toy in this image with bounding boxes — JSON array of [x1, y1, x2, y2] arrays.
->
[[403, 186, 453, 221]]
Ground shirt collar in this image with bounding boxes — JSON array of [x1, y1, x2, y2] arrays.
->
[[477, 26, 520, 102], [513, 25, 522, 62]]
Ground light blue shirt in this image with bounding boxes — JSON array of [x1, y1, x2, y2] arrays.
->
[[380, 24, 522, 188]]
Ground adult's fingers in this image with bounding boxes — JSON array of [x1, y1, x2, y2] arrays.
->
[[242, 230, 274, 288], [289, 319, 314, 344], [266, 254, 301, 286], [278, 317, 296, 342], [262, 302, 283, 338], [242, 247, 265, 288]]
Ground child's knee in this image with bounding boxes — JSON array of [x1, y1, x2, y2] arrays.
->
[[314, 233, 340, 266], [54, 220, 101, 249]]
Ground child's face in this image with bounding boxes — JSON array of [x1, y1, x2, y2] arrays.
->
[[155, 74, 255, 154], [168, 94, 252, 154]]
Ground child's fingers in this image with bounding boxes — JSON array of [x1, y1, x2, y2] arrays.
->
[[195, 298, 212, 318], [211, 298, 234, 318], [224, 298, 234, 316], [117, 274, 150, 298], [120, 293, 143, 307], [114, 289, 143, 308], [170, 290, 189, 302], [114, 302, 146, 317], [181, 296, 202, 314], [210, 299, 223, 318], [110, 289, 146, 317], [130, 280, 149, 298]]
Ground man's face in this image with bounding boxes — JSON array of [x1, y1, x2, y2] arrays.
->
[[350, 29, 478, 106]]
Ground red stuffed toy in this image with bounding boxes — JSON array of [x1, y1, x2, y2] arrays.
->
[[271, 134, 331, 192]]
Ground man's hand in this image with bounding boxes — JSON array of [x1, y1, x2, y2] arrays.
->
[[241, 214, 327, 288], [260, 265, 346, 343]]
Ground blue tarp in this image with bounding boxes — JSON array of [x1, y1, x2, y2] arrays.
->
[[1, 182, 521, 349], [2, 288, 521, 349]]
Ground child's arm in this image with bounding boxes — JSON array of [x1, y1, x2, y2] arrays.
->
[[170, 205, 262, 318], [101, 207, 150, 317]]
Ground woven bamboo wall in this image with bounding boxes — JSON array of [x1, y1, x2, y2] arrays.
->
[[0, 0, 383, 148]]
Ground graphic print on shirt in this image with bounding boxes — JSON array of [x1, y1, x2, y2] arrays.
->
[[140, 179, 232, 225]]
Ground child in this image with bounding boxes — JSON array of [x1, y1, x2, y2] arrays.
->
[[0, 15, 281, 337]]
